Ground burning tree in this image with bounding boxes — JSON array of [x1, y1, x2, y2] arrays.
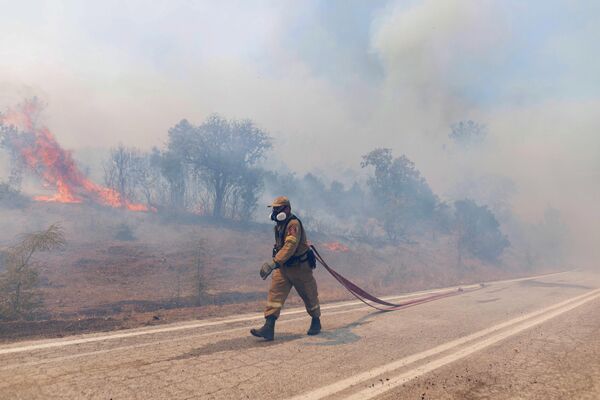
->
[[0, 223, 66, 320], [0, 99, 150, 211]]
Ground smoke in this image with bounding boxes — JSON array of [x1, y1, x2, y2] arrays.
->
[[365, 0, 600, 265], [1, 1, 599, 263], [372, 0, 504, 100], [0, 99, 150, 211]]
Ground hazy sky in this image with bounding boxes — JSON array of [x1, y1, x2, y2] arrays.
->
[[1, 0, 599, 259]]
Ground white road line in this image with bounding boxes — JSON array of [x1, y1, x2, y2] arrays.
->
[[286, 287, 600, 400], [0, 270, 568, 356], [0, 286, 480, 355], [0, 303, 377, 368], [345, 288, 600, 400]]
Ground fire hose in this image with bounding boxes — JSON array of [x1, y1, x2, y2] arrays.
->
[[310, 245, 480, 311]]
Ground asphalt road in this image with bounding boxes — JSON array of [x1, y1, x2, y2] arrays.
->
[[2, 270, 599, 399]]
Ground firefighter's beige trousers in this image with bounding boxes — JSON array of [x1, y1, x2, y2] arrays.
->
[[264, 262, 320, 319]]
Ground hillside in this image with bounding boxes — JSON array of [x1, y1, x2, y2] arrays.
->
[[0, 202, 556, 342]]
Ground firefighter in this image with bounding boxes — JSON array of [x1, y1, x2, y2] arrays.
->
[[250, 196, 321, 341]]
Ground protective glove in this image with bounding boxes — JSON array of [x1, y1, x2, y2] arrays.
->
[[260, 260, 278, 280]]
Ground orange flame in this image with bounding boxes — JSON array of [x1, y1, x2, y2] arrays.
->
[[322, 242, 350, 252], [1, 99, 151, 212]]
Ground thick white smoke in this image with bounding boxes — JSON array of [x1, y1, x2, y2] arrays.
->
[[1, 0, 599, 264]]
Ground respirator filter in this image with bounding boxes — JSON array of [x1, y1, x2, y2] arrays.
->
[[270, 209, 287, 222]]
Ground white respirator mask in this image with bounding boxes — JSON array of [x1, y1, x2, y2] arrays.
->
[[275, 212, 287, 222], [270, 209, 288, 222]]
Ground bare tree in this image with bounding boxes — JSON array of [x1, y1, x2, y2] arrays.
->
[[103, 144, 141, 205], [131, 149, 165, 207], [0, 223, 66, 320]]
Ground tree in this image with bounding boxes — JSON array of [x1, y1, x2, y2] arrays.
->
[[131, 148, 165, 207], [449, 120, 487, 148], [0, 223, 66, 320], [101, 145, 172, 209], [454, 199, 509, 264], [451, 175, 516, 223], [361, 148, 438, 242], [103, 144, 141, 205], [0, 117, 26, 204], [159, 148, 188, 210], [167, 115, 272, 219], [0, 182, 30, 209], [229, 168, 264, 220]]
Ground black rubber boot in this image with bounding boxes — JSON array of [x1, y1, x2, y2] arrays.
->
[[307, 317, 321, 335], [250, 316, 276, 341]]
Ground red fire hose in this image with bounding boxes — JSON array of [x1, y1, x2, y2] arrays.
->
[[310, 245, 479, 312]]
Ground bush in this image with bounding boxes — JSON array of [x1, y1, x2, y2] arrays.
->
[[455, 199, 510, 263], [114, 223, 136, 241], [0, 223, 66, 320]]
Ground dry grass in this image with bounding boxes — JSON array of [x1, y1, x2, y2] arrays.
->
[[0, 202, 555, 341]]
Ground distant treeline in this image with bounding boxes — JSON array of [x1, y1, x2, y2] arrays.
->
[[1, 113, 566, 267], [98, 115, 514, 263]]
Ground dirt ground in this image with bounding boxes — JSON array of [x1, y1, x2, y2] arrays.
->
[[0, 202, 556, 342]]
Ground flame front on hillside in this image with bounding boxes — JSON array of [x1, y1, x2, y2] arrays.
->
[[322, 242, 350, 252], [1, 99, 150, 212]]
